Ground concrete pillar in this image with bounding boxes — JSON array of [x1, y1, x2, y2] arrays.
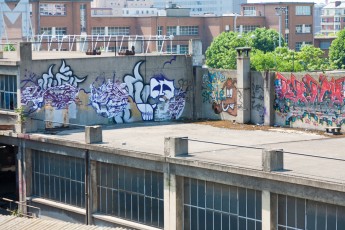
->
[[264, 71, 275, 126], [89, 160, 98, 224], [17, 141, 27, 215], [189, 39, 204, 67], [262, 190, 277, 230], [85, 126, 102, 144], [164, 136, 188, 157], [236, 47, 251, 123], [262, 149, 284, 172], [18, 42, 32, 61]]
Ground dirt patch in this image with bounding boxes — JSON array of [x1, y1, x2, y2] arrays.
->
[[191, 120, 345, 138]]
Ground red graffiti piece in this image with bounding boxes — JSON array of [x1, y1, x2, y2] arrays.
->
[[302, 74, 318, 103], [276, 73, 345, 105], [276, 73, 306, 103]]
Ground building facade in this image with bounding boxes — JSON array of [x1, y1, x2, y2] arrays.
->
[[320, 0, 345, 35]]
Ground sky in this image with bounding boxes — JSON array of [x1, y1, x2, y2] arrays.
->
[[248, 0, 326, 3]]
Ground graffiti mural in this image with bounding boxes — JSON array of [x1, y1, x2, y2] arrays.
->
[[21, 60, 87, 113], [90, 74, 129, 119], [251, 82, 265, 124], [202, 71, 237, 116], [274, 72, 345, 127], [90, 60, 187, 122]]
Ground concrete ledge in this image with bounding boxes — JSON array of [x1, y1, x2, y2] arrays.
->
[[93, 213, 161, 230], [29, 197, 86, 215]]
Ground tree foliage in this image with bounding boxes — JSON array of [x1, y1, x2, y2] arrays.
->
[[251, 28, 283, 53], [329, 29, 345, 69]]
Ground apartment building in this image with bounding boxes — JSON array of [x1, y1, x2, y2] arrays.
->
[[320, 0, 345, 35], [240, 2, 315, 51]]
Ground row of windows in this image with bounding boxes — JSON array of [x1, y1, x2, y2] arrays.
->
[[97, 162, 164, 228], [277, 194, 345, 230], [167, 26, 199, 36], [295, 6, 311, 16], [0, 75, 17, 110], [242, 6, 310, 16], [295, 41, 312, 51], [40, 4, 66, 16], [41, 27, 67, 36], [91, 27, 130, 36], [183, 178, 262, 230]]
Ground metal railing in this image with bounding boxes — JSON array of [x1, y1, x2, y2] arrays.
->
[[0, 197, 40, 218]]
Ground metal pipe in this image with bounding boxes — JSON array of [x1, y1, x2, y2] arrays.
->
[[85, 149, 90, 225]]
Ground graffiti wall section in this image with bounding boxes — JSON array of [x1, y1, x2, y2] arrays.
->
[[251, 72, 265, 125], [274, 72, 345, 130], [20, 56, 192, 129], [201, 70, 238, 120]]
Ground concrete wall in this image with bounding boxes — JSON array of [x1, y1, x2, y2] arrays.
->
[[19, 55, 193, 131], [274, 71, 345, 131]]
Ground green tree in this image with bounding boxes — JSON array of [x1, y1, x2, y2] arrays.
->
[[296, 45, 327, 71], [329, 29, 345, 69], [250, 28, 284, 53], [205, 31, 246, 69]]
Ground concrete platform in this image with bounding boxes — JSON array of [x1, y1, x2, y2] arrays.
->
[[27, 122, 345, 185]]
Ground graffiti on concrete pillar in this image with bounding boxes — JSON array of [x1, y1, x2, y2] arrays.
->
[[202, 71, 237, 116], [251, 82, 265, 124], [274, 72, 345, 127], [21, 60, 87, 113]]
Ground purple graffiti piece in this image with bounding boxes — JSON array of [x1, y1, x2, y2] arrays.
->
[[43, 84, 79, 109], [90, 79, 129, 118], [168, 90, 186, 119], [21, 86, 44, 111]]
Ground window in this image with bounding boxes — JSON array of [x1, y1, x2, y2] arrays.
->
[[296, 6, 311, 16], [167, 45, 177, 53], [295, 42, 303, 51], [40, 27, 52, 35], [241, 25, 259, 33], [167, 26, 177, 36], [184, 179, 262, 230], [285, 34, 289, 46], [335, 17, 340, 22], [179, 26, 199, 36], [0, 75, 17, 110], [108, 27, 130, 36], [40, 4, 66, 16], [179, 45, 189, 54], [32, 151, 85, 208], [80, 4, 87, 33], [243, 6, 256, 16], [320, 41, 331, 50], [157, 26, 163, 36], [97, 162, 164, 228], [91, 27, 105, 35], [277, 194, 345, 230], [296, 25, 311, 34], [285, 6, 289, 29], [55, 27, 67, 36]]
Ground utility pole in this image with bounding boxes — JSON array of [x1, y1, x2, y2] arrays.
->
[[275, 7, 286, 47]]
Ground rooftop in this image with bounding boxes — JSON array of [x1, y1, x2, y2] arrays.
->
[[3, 121, 345, 188]]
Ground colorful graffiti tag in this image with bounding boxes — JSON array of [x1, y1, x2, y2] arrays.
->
[[274, 72, 345, 127], [21, 60, 87, 113], [202, 71, 237, 116], [89, 60, 187, 122]]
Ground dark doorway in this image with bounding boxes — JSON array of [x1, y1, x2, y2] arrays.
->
[[0, 144, 18, 215]]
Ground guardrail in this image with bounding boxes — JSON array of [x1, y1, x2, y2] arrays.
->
[[0, 197, 40, 218]]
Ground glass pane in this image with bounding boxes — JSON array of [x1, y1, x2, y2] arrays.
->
[[159, 200, 164, 228], [125, 193, 132, 219], [247, 219, 255, 230], [296, 198, 305, 229], [119, 167, 125, 190], [230, 186, 237, 214], [278, 195, 286, 225], [152, 198, 158, 226], [184, 178, 190, 205], [287, 196, 296, 227], [206, 210, 213, 230], [198, 180, 205, 208], [337, 206, 345, 229], [247, 189, 255, 219], [222, 213, 229, 230], [213, 212, 221, 230], [145, 197, 152, 224], [119, 191, 126, 218], [184, 206, 190, 230], [107, 164, 113, 188], [112, 190, 118, 216], [306, 201, 316, 230], [222, 185, 229, 212], [213, 183, 221, 211], [238, 187, 246, 217], [316, 203, 326, 230], [158, 174, 163, 199], [100, 187, 107, 213], [239, 217, 246, 229], [230, 215, 237, 229], [191, 207, 198, 230], [326, 204, 336, 230], [206, 182, 213, 209], [106, 188, 112, 214], [145, 172, 151, 196], [256, 191, 262, 220], [132, 194, 138, 221], [198, 209, 205, 230], [191, 179, 198, 206], [138, 195, 145, 223]]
